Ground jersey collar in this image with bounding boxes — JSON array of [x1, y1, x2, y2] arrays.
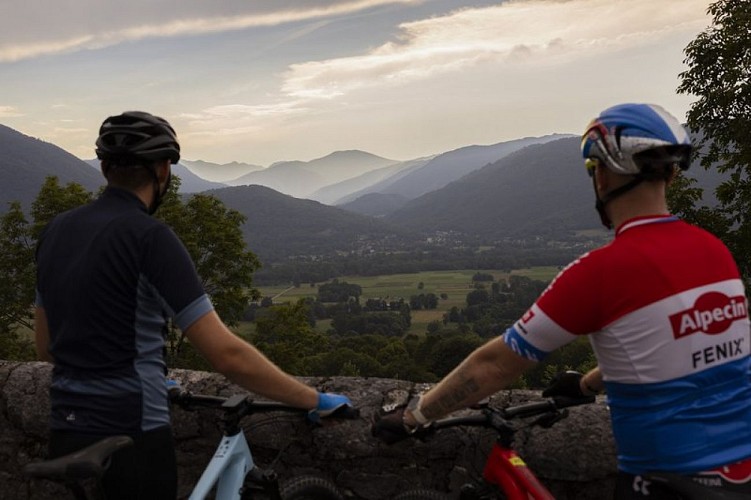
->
[[615, 215, 679, 236]]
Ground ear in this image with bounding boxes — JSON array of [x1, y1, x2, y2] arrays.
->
[[594, 163, 609, 193], [155, 160, 172, 184]]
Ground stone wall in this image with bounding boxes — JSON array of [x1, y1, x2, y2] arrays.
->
[[0, 361, 618, 499]]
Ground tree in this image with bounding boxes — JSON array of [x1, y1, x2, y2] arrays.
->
[[252, 299, 329, 375], [0, 177, 94, 349], [157, 178, 261, 325], [0, 203, 35, 360], [0, 175, 262, 365], [677, 0, 751, 281], [31, 177, 94, 240]]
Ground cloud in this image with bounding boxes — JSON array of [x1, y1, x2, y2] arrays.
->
[[281, 0, 711, 99], [0, 106, 23, 118], [180, 101, 312, 139], [0, 0, 423, 63]]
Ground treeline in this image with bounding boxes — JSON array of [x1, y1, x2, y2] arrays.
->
[[252, 244, 589, 286], [174, 274, 596, 388]]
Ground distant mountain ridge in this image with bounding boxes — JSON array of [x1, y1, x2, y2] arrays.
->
[[309, 156, 434, 205], [339, 134, 573, 206], [0, 122, 728, 266], [84, 159, 226, 193], [181, 159, 263, 183], [228, 150, 399, 199]]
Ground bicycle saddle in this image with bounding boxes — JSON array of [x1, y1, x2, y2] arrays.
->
[[646, 472, 751, 500], [24, 435, 134, 481]]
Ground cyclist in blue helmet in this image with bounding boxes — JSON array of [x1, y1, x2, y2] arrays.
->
[[34, 111, 353, 500], [374, 103, 751, 499]]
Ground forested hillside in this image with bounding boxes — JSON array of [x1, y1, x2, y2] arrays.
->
[[0, 125, 103, 210], [203, 185, 417, 263]]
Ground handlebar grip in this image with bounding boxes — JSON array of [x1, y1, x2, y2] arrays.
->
[[330, 405, 360, 419]]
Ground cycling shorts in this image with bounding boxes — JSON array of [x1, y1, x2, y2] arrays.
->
[[615, 456, 751, 499]]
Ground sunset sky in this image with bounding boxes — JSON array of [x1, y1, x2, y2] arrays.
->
[[0, 0, 713, 166]]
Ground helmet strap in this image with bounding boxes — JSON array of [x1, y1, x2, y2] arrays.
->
[[593, 175, 644, 230]]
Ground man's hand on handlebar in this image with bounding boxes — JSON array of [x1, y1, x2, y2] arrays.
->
[[371, 406, 433, 444], [308, 392, 358, 424]]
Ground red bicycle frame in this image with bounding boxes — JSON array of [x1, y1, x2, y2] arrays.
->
[[482, 443, 555, 500]]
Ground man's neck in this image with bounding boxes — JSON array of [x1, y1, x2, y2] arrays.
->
[[605, 184, 670, 229]]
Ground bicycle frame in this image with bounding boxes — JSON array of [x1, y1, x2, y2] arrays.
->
[[172, 392, 287, 500], [190, 430, 255, 500], [481, 443, 554, 500], [420, 396, 595, 500]]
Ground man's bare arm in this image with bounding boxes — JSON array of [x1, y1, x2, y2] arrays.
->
[[184, 310, 318, 409], [406, 336, 537, 424]]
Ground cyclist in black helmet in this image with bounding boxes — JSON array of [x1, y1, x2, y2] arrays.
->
[[34, 111, 352, 500]]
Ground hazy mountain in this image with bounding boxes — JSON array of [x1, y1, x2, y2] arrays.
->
[[84, 159, 226, 194], [0, 125, 104, 210], [228, 150, 398, 199], [342, 135, 573, 204], [309, 157, 433, 205], [202, 185, 414, 262], [181, 159, 263, 183], [338, 192, 411, 217], [0, 122, 731, 263], [386, 136, 728, 239]]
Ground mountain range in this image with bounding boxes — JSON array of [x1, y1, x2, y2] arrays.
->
[[0, 122, 727, 264]]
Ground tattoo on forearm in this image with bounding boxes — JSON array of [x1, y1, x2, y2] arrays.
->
[[421, 376, 480, 420]]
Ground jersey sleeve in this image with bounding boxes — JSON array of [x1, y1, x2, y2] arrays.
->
[[142, 224, 214, 331], [503, 252, 605, 361]]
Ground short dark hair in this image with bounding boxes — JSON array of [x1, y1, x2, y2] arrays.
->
[[101, 159, 158, 190]]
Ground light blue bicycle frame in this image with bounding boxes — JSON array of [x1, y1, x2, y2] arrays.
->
[[189, 431, 254, 500]]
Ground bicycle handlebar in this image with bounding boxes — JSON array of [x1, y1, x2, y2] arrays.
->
[[430, 395, 595, 432], [169, 388, 360, 420], [501, 395, 595, 419]]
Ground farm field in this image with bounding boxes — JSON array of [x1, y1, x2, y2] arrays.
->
[[257, 267, 560, 336]]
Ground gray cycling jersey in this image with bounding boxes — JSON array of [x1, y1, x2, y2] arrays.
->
[[36, 187, 213, 433]]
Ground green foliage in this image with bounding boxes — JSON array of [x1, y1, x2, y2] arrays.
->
[[31, 177, 94, 240], [0, 178, 94, 347], [0, 202, 35, 336], [677, 0, 751, 282], [472, 272, 494, 282], [158, 178, 261, 326], [252, 299, 330, 375], [0, 175, 261, 366], [523, 337, 597, 388], [317, 279, 362, 303], [409, 293, 438, 310]]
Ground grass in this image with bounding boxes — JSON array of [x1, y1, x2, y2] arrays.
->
[[256, 267, 559, 336]]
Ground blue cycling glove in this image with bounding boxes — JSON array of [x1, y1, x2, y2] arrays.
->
[[308, 392, 353, 423]]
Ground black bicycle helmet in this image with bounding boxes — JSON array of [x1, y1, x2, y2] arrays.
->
[[95, 111, 180, 164]]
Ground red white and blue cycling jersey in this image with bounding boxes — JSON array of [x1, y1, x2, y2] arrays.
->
[[503, 215, 751, 475]]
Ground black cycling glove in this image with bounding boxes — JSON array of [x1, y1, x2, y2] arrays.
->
[[372, 408, 413, 444], [372, 407, 433, 444], [542, 370, 586, 398]]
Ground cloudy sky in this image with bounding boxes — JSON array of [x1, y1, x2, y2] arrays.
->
[[1, 0, 712, 166]]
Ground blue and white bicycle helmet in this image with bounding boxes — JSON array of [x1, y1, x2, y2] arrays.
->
[[581, 103, 691, 177]]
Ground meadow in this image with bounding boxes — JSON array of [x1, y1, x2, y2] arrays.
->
[[257, 267, 561, 335]]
